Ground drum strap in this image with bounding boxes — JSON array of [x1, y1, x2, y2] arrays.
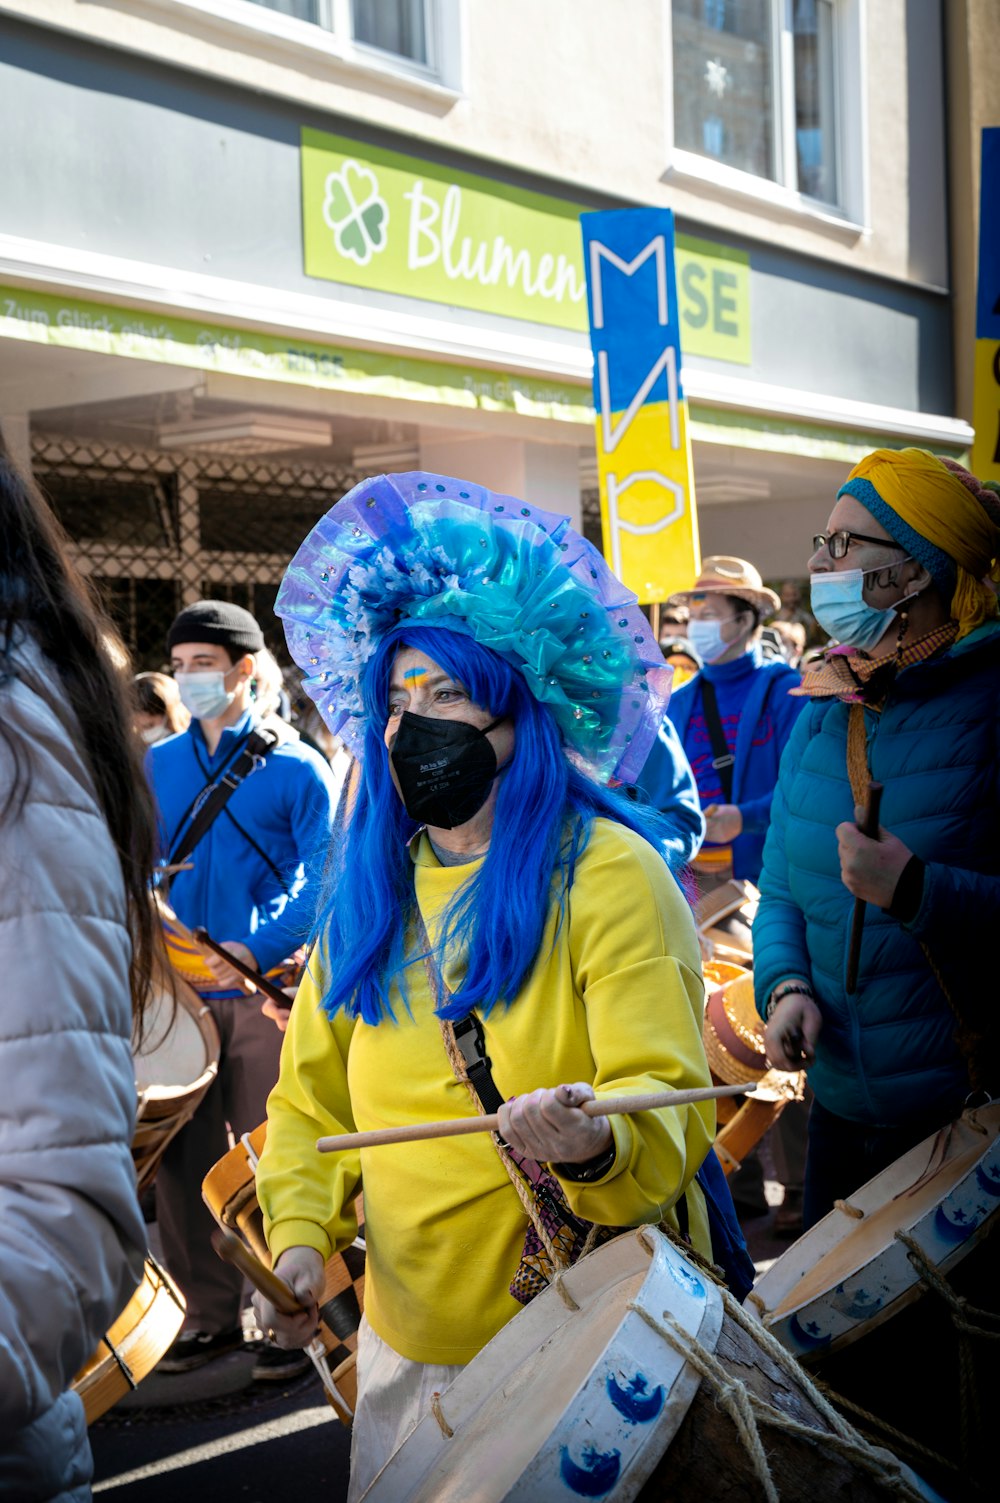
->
[[166, 727, 278, 873]]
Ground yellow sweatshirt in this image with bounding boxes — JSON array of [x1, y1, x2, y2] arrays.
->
[[257, 817, 713, 1365]]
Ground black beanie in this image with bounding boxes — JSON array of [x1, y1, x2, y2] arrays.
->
[[167, 600, 264, 656]]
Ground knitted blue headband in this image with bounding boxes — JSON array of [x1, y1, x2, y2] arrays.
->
[[837, 477, 957, 597]]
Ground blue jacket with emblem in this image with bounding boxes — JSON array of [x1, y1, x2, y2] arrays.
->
[[656, 648, 804, 882], [753, 623, 1000, 1126], [147, 711, 338, 975]]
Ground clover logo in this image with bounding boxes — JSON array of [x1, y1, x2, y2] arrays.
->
[[322, 160, 389, 267]]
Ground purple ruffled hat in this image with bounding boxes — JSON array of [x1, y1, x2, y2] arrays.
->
[[276, 472, 671, 784]]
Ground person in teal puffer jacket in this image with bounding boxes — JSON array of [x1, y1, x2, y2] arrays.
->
[[755, 447, 1000, 1228]]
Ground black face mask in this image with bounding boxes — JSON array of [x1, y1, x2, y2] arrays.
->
[[389, 711, 505, 830]]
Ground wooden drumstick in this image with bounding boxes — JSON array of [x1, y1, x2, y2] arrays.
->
[[318, 1080, 755, 1153], [845, 780, 884, 996], [193, 927, 293, 1008], [210, 1229, 305, 1316]]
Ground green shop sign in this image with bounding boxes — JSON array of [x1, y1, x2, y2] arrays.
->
[[301, 129, 751, 364]]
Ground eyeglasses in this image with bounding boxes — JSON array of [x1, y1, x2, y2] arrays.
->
[[812, 529, 906, 561]]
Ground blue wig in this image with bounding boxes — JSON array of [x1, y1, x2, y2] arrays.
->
[[315, 623, 680, 1024]]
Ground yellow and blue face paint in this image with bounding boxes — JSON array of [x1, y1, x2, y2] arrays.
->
[[581, 207, 700, 602]]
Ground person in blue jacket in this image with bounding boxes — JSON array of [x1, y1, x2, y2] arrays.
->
[[147, 600, 338, 1376], [631, 714, 705, 872], [642, 557, 805, 897], [757, 448, 1000, 1227]]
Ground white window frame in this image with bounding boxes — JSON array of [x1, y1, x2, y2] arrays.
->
[[663, 0, 868, 239], [128, 0, 464, 101]]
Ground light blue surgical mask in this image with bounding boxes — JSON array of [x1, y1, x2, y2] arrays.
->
[[175, 670, 236, 721], [810, 567, 921, 651], [687, 615, 748, 666]]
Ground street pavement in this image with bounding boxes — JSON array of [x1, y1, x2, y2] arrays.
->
[[90, 1359, 351, 1501], [89, 1186, 794, 1501]]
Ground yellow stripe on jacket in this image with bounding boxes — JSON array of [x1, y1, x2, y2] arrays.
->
[[257, 817, 714, 1366]]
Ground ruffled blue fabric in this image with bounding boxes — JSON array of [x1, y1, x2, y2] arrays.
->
[[276, 472, 672, 783]]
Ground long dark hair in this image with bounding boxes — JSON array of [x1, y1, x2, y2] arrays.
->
[[0, 451, 158, 1033]]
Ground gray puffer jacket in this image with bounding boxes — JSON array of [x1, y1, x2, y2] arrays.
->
[[0, 637, 146, 1501]]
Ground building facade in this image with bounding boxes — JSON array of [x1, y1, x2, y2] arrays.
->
[[0, 0, 980, 666]]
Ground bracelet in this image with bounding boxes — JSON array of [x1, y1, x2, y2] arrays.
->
[[553, 1142, 617, 1183], [766, 980, 814, 1020]]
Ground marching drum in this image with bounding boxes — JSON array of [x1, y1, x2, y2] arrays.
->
[[132, 969, 220, 1195], [695, 880, 758, 968], [702, 964, 804, 1178], [71, 1257, 185, 1424], [202, 1123, 366, 1424], [361, 1226, 934, 1503], [753, 1101, 1000, 1497]]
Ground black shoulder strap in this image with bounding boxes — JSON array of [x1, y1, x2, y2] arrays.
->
[[451, 1013, 506, 1116], [166, 727, 277, 870], [699, 678, 734, 803]]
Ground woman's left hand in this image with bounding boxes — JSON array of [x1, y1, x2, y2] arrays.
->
[[498, 1083, 613, 1165], [836, 810, 913, 908]]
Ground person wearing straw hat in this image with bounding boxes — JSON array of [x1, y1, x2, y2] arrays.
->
[[250, 473, 749, 1499], [638, 557, 806, 899], [755, 448, 1000, 1228]]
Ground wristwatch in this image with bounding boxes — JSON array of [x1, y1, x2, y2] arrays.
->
[[553, 1142, 617, 1183]]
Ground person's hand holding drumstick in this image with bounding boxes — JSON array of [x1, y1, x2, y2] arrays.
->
[[764, 987, 822, 1071], [252, 1246, 325, 1349]]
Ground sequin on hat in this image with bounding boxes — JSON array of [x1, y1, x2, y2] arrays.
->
[[276, 472, 671, 782]]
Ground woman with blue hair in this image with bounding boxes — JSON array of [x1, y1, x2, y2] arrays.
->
[[252, 473, 723, 1497]]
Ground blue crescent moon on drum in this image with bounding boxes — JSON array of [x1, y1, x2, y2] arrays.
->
[[788, 1310, 833, 1350], [559, 1445, 622, 1497], [606, 1371, 665, 1424]]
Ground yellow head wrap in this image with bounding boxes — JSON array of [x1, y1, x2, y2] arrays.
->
[[839, 447, 1000, 640]]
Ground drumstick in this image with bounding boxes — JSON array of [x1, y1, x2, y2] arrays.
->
[[845, 781, 883, 996], [210, 1230, 304, 1316], [318, 1080, 755, 1153], [193, 927, 293, 1008]]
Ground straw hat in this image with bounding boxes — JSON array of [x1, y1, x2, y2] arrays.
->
[[703, 971, 803, 1102], [673, 556, 780, 617]]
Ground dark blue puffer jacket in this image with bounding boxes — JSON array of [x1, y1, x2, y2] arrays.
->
[[753, 622, 1000, 1126]]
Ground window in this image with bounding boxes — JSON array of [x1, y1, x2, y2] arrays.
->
[[243, 0, 430, 64], [352, 1, 428, 65], [671, 0, 842, 210]]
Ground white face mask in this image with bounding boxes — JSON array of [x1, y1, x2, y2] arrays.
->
[[687, 614, 749, 666], [175, 669, 237, 721], [140, 723, 170, 745]]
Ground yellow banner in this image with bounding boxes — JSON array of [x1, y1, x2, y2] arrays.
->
[[971, 338, 1000, 482]]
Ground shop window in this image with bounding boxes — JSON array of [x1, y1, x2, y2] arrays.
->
[[95, 578, 183, 672], [43, 473, 179, 549], [671, 0, 857, 218]]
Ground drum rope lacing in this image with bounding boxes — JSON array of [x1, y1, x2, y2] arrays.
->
[[894, 1225, 1000, 1471], [628, 1288, 930, 1503]]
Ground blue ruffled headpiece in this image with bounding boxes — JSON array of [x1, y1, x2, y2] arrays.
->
[[276, 472, 672, 783]]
